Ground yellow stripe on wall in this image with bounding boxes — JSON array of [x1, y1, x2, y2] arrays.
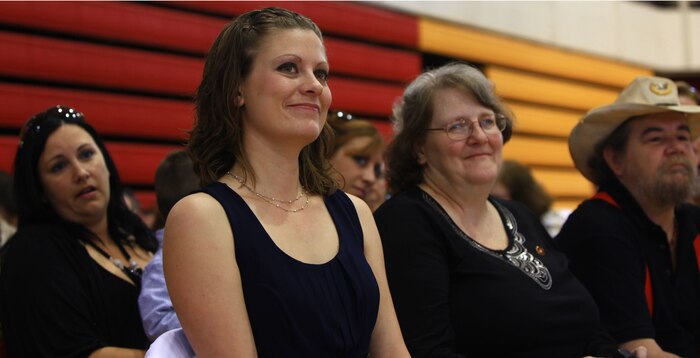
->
[[419, 18, 652, 88], [503, 136, 572, 167], [486, 66, 619, 112], [552, 199, 586, 211], [531, 168, 594, 198], [507, 101, 582, 138]]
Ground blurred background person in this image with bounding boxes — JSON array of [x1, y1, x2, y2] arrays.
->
[[677, 81, 700, 206], [375, 63, 645, 357], [122, 186, 142, 217], [491, 160, 553, 216], [491, 159, 569, 237], [0, 172, 17, 247], [328, 111, 387, 211], [0, 105, 157, 357], [164, 7, 408, 357], [365, 165, 388, 212], [123, 187, 157, 230], [676, 81, 698, 106], [139, 149, 200, 342]]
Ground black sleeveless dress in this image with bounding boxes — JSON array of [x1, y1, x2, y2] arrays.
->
[[201, 183, 379, 357]]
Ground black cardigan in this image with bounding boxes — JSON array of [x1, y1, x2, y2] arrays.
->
[[0, 224, 149, 357], [375, 186, 618, 358]]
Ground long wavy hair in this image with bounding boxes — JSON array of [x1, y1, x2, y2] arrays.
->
[[14, 105, 157, 252], [189, 7, 337, 195], [386, 62, 514, 194]]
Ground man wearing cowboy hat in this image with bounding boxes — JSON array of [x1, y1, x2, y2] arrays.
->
[[557, 76, 700, 358]]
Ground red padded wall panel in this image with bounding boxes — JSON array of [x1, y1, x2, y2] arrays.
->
[[0, 31, 414, 102], [0, 136, 18, 173], [369, 119, 395, 142], [106, 142, 182, 185], [0, 2, 223, 54], [0, 83, 194, 140], [0, 1, 412, 196], [134, 191, 157, 211], [166, 1, 418, 48], [0, 78, 399, 136], [0, 11, 418, 84], [330, 78, 403, 117], [0, 31, 202, 96], [326, 39, 420, 83]]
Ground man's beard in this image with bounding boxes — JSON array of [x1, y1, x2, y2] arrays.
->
[[637, 155, 697, 206]]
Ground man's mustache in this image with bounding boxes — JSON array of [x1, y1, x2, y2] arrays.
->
[[660, 155, 694, 174]]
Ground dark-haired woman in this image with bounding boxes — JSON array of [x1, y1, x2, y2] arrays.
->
[[164, 7, 408, 357], [0, 105, 157, 357]]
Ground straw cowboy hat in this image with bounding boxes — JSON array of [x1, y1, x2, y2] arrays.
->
[[569, 76, 700, 182]]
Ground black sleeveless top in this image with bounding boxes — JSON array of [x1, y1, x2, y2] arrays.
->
[[201, 183, 379, 357]]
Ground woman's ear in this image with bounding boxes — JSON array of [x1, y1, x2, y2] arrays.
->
[[236, 89, 245, 107], [415, 142, 427, 165]]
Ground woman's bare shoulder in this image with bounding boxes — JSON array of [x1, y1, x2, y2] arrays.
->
[[166, 192, 230, 239], [169, 192, 224, 219]]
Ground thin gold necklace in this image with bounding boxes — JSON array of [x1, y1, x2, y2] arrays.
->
[[226, 171, 309, 213]]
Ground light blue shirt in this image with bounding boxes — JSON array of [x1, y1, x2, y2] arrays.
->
[[138, 229, 181, 342]]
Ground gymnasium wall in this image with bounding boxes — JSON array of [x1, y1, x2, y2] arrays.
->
[[0, 1, 421, 210], [0, 1, 654, 210], [380, 1, 700, 72]]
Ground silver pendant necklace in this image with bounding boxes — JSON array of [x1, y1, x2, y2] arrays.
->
[[85, 239, 142, 286]]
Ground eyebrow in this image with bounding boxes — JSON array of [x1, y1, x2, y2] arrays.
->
[[77, 143, 93, 151], [640, 124, 691, 136], [276, 54, 301, 61], [451, 111, 496, 120], [46, 153, 65, 163], [46, 142, 93, 162], [678, 124, 691, 132], [275, 54, 328, 67]]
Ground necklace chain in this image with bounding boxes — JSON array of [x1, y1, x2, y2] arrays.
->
[[226, 171, 309, 213], [85, 239, 142, 285]]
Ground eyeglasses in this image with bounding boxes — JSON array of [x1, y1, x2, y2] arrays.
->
[[425, 115, 507, 141], [19, 105, 84, 146]]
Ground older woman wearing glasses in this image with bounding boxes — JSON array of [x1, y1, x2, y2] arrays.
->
[[0, 105, 156, 357], [374, 63, 647, 358]]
